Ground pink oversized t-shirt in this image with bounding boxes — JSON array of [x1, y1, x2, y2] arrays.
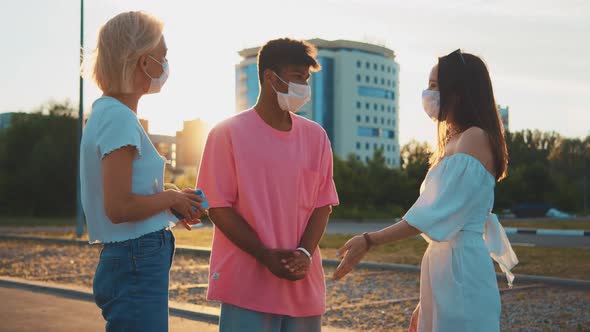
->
[[196, 109, 339, 317]]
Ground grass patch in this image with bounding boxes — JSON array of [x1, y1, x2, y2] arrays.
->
[[0, 216, 76, 227], [500, 218, 590, 230], [3, 222, 588, 280], [170, 229, 590, 280]]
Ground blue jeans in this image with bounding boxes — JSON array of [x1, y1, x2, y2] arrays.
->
[[93, 229, 175, 332], [219, 303, 322, 332]]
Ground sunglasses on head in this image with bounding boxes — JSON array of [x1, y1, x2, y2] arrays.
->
[[449, 49, 466, 65]]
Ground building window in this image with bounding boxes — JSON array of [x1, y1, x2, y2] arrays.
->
[[381, 144, 385, 150], [356, 142, 361, 149], [374, 143, 378, 150], [381, 64, 385, 71], [387, 119, 391, 125], [373, 103, 378, 110], [387, 106, 391, 112], [359, 127, 381, 138], [387, 66, 391, 73], [381, 118, 384, 124], [374, 117, 378, 124], [387, 145, 391, 152], [356, 74, 361, 82], [381, 105, 385, 112], [365, 76, 370, 83], [387, 158, 391, 164], [357, 60, 361, 68], [365, 142, 370, 150], [365, 115, 370, 122], [392, 68, 396, 75], [387, 79, 391, 86], [373, 63, 377, 70], [381, 78, 385, 85], [356, 101, 361, 109], [356, 115, 361, 122], [365, 102, 370, 110], [366, 156, 370, 162], [359, 86, 395, 100], [391, 81, 396, 88], [374, 77, 378, 84], [357, 155, 361, 161], [366, 62, 370, 69], [384, 129, 395, 139]]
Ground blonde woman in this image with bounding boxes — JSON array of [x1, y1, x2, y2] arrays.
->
[[80, 11, 204, 331]]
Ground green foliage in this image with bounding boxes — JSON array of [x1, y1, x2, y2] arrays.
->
[[0, 101, 78, 216], [0, 101, 587, 219]]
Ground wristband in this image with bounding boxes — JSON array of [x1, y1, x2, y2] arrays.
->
[[296, 247, 312, 262], [363, 232, 376, 250]]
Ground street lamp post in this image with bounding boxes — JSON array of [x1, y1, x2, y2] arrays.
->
[[584, 141, 588, 214], [76, 0, 84, 237]]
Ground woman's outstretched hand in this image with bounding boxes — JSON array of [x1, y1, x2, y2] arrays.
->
[[332, 235, 369, 280], [408, 303, 420, 332]]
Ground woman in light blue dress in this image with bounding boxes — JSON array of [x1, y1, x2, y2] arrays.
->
[[333, 49, 518, 332]]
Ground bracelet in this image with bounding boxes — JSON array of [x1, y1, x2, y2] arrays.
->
[[363, 232, 376, 250], [296, 247, 312, 262]]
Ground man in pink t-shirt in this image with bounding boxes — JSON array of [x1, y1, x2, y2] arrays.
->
[[196, 38, 339, 332]]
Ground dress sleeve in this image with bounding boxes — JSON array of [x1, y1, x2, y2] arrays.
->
[[403, 154, 494, 242]]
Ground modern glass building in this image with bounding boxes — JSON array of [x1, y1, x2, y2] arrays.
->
[[0, 112, 15, 130], [236, 39, 400, 167], [498, 105, 509, 131]]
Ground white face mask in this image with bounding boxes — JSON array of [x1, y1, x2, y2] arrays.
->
[[143, 55, 169, 94], [271, 72, 311, 112], [422, 89, 440, 121]]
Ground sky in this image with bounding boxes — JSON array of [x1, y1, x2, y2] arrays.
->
[[1, 0, 588, 146]]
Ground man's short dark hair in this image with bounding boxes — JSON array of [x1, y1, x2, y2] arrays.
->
[[257, 38, 321, 84]]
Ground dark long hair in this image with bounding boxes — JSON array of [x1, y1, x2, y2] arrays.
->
[[430, 49, 508, 181]]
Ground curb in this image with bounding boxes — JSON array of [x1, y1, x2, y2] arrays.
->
[[503, 228, 590, 236], [0, 276, 220, 324], [0, 277, 354, 331], [2, 234, 589, 289]]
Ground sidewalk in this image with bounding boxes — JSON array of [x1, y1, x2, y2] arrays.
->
[[0, 280, 354, 332], [0, 286, 218, 332]]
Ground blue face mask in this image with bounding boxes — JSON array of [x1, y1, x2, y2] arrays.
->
[[422, 89, 440, 121], [143, 55, 169, 94]]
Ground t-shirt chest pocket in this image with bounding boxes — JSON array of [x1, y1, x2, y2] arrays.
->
[[297, 169, 321, 211]]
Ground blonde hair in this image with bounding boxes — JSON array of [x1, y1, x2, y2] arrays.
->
[[92, 11, 164, 94]]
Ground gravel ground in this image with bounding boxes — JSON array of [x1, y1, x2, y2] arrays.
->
[[1, 240, 588, 331]]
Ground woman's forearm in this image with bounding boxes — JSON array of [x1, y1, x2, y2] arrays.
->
[[369, 220, 422, 246], [106, 190, 174, 224]]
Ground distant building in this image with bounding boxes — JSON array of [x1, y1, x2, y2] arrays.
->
[[0, 112, 16, 130], [139, 118, 149, 133], [149, 134, 177, 169], [175, 119, 209, 173], [498, 105, 509, 131]]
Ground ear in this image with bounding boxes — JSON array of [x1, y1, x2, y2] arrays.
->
[[262, 69, 274, 84], [138, 54, 149, 72]]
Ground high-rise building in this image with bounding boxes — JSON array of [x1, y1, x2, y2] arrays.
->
[[175, 119, 209, 173], [498, 105, 509, 131], [236, 39, 400, 167], [0, 112, 15, 130]]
